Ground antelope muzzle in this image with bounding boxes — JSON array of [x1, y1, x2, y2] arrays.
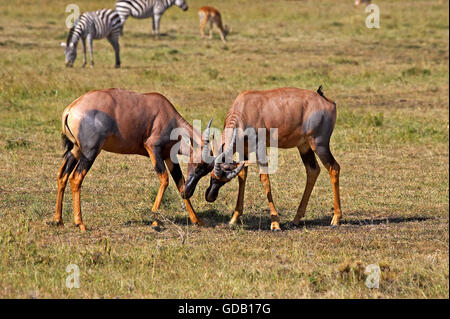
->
[[205, 179, 224, 202]]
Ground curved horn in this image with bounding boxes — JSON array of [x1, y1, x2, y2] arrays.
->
[[202, 118, 213, 162], [214, 129, 238, 177], [224, 129, 237, 158], [214, 152, 224, 177]]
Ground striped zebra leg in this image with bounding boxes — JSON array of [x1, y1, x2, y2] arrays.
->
[[153, 14, 161, 38], [107, 34, 120, 68], [81, 38, 87, 68], [87, 34, 94, 67]]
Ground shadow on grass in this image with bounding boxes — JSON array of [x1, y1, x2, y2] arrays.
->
[[123, 32, 174, 40], [291, 215, 432, 229], [124, 210, 432, 231]]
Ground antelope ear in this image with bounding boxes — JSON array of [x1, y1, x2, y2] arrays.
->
[[60, 42, 67, 47]]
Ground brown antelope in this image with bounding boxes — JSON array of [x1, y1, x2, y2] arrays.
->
[[54, 88, 214, 231], [205, 86, 342, 231], [198, 6, 230, 43], [354, 0, 371, 7]]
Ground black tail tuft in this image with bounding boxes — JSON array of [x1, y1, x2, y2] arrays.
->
[[317, 85, 324, 97], [61, 134, 74, 158]]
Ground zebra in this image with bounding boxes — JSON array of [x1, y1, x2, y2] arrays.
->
[[114, 0, 188, 38], [60, 9, 122, 68]]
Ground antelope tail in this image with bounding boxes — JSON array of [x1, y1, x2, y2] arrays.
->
[[317, 85, 336, 105], [317, 85, 324, 97], [61, 112, 75, 158]]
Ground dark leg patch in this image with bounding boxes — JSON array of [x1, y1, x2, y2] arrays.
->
[[169, 162, 183, 185], [152, 146, 166, 174], [300, 148, 318, 170], [314, 141, 336, 167], [75, 154, 95, 175], [62, 152, 78, 176]]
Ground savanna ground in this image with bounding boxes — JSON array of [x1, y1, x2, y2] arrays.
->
[[0, 0, 448, 298]]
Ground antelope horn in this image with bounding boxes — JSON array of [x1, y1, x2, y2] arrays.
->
[[214, 129, 238, 177], [202, 118, 213, 162], [214, 152, 224, 177], [224, 129, 237, 158]]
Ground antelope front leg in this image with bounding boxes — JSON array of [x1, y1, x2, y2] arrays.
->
[[229, 166, 248, 226], [208, 21, 213, 39], [145, 145, 169, 228], [165, 159, 204, 226], [259, 173, 281, 232]]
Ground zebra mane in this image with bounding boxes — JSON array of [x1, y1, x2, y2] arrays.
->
[[66, 18, 79, 46]]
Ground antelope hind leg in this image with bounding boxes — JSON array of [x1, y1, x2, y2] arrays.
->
[[54, 147, 79, 226]]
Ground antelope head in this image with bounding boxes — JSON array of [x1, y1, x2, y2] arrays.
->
[[205, 129, 244, 202], [181, 119, 214, 199]]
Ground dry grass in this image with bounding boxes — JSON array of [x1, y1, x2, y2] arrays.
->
[[0, 0, 448, 298]]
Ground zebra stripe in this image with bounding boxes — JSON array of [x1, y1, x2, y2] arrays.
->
[[64, 9, 121, 68], [67, 9, 121, 44], [114, 0, 188, 35]]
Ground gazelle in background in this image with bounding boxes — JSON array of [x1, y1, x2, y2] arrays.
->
[[61, 9, 122, 68], [54, 88, 214, 231], [198, 6, 230, 43], [204, 86, 342, 231], [354, 0, 371, 7]]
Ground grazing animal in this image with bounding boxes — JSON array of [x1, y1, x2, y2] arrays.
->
[[114, 0, 188, 37], [205, 86, 342, 231], [61, 9, 122, 68], [198, 6, 230, 43], [354, 0, 371, 7], [54, 88, 214, 231]]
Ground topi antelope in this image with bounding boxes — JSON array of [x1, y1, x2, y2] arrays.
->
[[54, 88, 214, 231], [205, 86, 342, 231], [198, 6, 230, 43]]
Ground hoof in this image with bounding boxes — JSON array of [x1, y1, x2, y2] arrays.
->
[[330, 224, 339, 229], [76, 224, 86, 232], [228, 222, 238, 229], [114, 64, 120, 69], [48, 220, 64, 227], [195, 219, 206, 227], [151, 221, 162, 231]]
